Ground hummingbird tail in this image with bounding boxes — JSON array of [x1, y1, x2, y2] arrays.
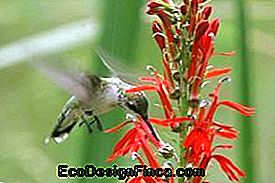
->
[[50, 102, 80, 144], [51, 121, 77, 143]]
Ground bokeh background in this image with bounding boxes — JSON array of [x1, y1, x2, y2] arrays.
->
[[0, 0, 274, 182]]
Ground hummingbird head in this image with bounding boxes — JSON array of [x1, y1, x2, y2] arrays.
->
[[124, 92, 160, 141], [124, 92, 149, 120]]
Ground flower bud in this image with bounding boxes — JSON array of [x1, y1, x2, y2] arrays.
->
[[210, 18, 220, 36], [179, 4, 188, 15], [152, 21, 166, 50], [195, 20, 209, 41], [146, 1, 163, 15], [202, 5, 212, 20]]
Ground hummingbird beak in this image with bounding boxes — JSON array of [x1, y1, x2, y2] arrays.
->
[[142, 116, 160, 142]]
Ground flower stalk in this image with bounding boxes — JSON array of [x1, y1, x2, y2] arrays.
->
[[105, 0, 255, 182]]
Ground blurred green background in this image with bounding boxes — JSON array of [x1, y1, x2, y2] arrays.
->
[[0, 0, 274, 182]]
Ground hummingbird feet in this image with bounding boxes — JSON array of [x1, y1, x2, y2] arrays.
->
[[91, 115, 103, 131], [79, 119, 93, 133], [79, 110, 103, 133]]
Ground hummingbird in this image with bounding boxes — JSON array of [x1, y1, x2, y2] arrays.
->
[[34, 52, 159, 144]]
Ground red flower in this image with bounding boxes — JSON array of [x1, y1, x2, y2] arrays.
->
[[205, 67, 232, 79], [184, 81, 254, 182], [126, 74, 174, 119], [106, 117, 162, 168], [152, 20, 166, 51], [106, 1, 256, 183], [150, 116, 193, 127]]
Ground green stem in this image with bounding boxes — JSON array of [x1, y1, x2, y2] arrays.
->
[[178, 94, 189, 183], [178, 44, 190, 182], [236, 1, 254, 183]]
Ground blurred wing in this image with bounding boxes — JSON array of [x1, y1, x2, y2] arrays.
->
[[95, 48, 147, 86], [32, 62, 97, 104]]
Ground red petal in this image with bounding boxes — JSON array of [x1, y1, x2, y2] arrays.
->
[[104, 120, 132, 133], [140, 137, 160, 168], [212, 144, 234, 153], [125, 85, 157, 93], [150, 117, 192, 126], [205, 68, 232, 79], [212, 154, 246, 181], [219, 100, 255, 116], [139, 77, 157, 83], [143, 176, 159, 183], [214, 51, 236, 56], [215, 130, 238, 139], [213, 121, 239, 134], [128, 177, 142, 183], [113, 128, 137, 152]]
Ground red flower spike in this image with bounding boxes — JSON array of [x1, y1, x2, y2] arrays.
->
[[107, 1, 257, 183]]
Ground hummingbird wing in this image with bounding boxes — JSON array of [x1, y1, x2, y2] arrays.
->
[[32, 62, 102, 105], [95, 48, 147, 86]]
